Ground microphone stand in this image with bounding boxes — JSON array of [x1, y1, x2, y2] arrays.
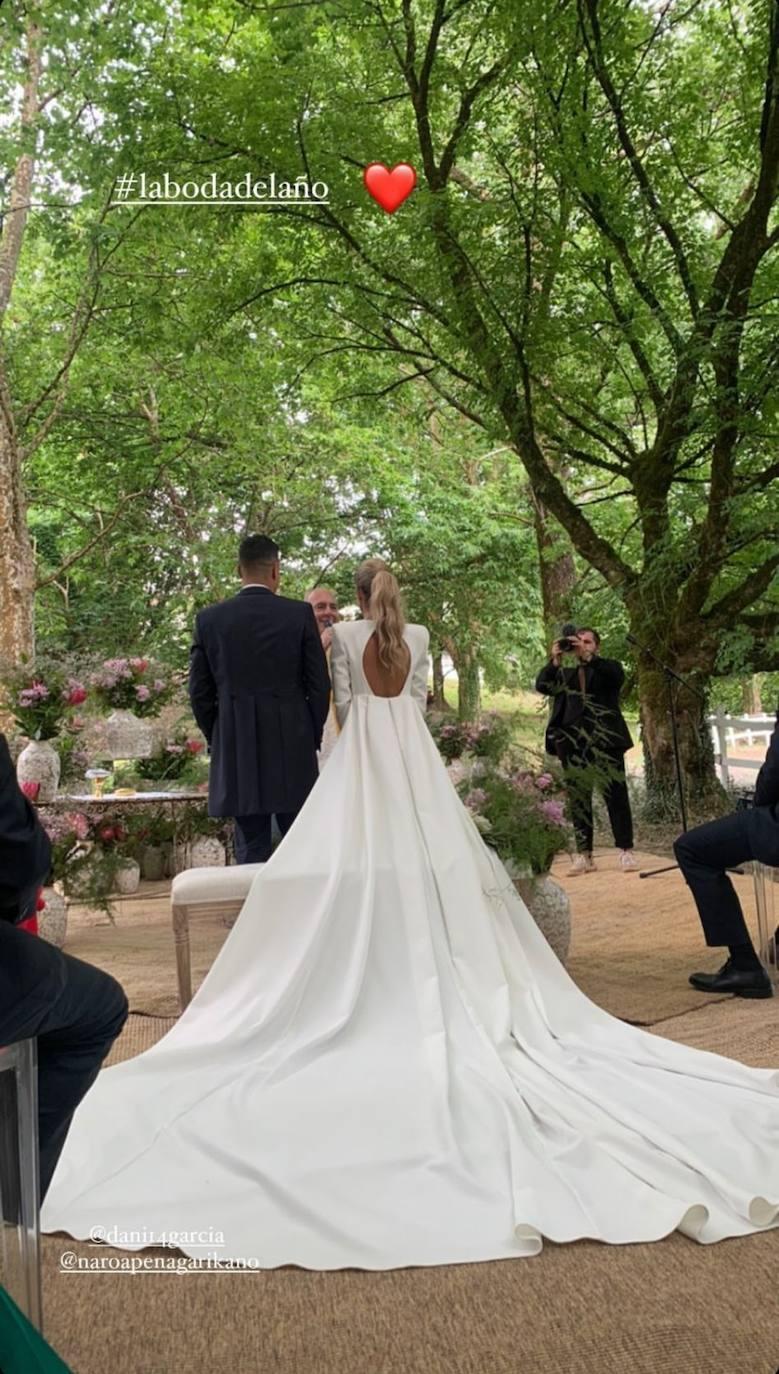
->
[[626, 633, 711, 880]]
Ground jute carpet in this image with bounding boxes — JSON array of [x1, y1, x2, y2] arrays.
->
[[65, 846, 767, 1023], [37, 850, 779, 1374]]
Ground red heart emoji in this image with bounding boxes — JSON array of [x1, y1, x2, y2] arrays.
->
[[363, 163, 417, 214]]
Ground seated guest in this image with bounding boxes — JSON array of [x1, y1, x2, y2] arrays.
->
[[674, 706, 779, 998], [305, 585, 342, 768], [0, 733, 128, 1200]]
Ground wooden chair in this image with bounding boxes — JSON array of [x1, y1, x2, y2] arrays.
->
[[0, 1038, 43, 1333], [170, 865, 264, 1010]]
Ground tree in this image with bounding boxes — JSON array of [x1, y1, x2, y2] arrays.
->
[[144, 0, 777, 792]]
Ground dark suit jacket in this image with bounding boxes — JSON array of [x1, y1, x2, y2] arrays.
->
[[0, 733, 52, 925], [754, 709, 779, 811], [535, 656, 634, 757], [189, 587, 331, 818]]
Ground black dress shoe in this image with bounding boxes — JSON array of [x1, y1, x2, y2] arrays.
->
[[688, 958, 773, 999]]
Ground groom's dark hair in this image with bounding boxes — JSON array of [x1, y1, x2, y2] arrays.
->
[[238, 534, 280, 571]]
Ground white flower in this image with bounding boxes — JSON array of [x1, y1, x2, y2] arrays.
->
[[473, 813, 493, 835]]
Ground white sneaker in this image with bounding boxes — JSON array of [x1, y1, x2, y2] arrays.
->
[[568, 854, 595, 876], [619, 851, 639, 871]]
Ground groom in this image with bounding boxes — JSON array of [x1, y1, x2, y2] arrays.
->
[[189, 534, 331, 863]]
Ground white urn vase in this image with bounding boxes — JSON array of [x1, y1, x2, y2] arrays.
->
[[17, 739, 60, 804], [513, 872, 572, 966], [39, 887, 68, 948], [115, 857, 141, 894], [189, 835, 226, 868], [140, 844, 166, 882], [104, 709, 156, 760]]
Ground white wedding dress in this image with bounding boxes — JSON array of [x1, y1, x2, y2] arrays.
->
[[42, 620, 779, 1269]]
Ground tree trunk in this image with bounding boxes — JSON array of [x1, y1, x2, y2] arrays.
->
[[530, 490, 576, 634], [0, 371, 35, 668], [740, 675, 764, 714], [456, 647, 481, 721], [637, 662, 721, 818], [0, 18, 43, 672], [430, 652, 448, 711]]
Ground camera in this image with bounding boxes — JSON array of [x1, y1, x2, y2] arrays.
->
[[558, 623, 578, 653]]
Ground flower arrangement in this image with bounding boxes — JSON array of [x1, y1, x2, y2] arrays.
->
[[427, 716, 470, 760], [459, 763, 571, 876], [136, 727, 206, 784], [40, 809, 91, 885], [89, 658, 175, 718], [461, 712, 512, 762], [1, 660, 87, 741]]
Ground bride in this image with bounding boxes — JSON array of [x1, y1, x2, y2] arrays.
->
[[42, 559, 779, 1269]]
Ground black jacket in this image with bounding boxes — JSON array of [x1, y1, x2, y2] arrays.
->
[[189, 586, 331, 818], [535, 656, 634, 757], [0, 733, 52, 924], [754, 709, 779, 810]]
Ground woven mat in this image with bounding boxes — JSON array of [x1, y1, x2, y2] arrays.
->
[[64, 850, 769, 1025], [105, 1014, 177, 1065]]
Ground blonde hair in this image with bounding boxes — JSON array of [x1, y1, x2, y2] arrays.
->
[[355, 559, 407, 673]]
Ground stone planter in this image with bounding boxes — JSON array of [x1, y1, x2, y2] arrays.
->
[[38, 886, 68, 948], [173, 841, 191, 872], [17, 739, 60, 804], [189, 835, 226, 868], [104, 709, 156, 760], [140, 844, 166, 882], [115, 858, 141, 894], [513, 872, 572, 966], [162, 842, 176, 878]]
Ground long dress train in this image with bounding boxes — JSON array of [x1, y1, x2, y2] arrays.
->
[[41, 638, 779, 1269]]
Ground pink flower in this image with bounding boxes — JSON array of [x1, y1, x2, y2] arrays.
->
[[185, 739, 204, 754], [103, 658, 129, 674], [135, 685, 151, 702], [129, 657, 149, 672], [165, 743, 184, 754], [153, 679, 165, 693], [540, 799, 566, 825], [21, 780, 40, 801], [463, 788, 488, 811], [63, 681, 87, 706], [19, 681, 49, 705], [535, 773, 554, 790], [63, 811, 89, 840]]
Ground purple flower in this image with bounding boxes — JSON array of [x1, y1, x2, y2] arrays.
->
[[535, 773, 554, 790], [152, 679, 165, 693], [135, 684, 151, 702], [19, 681, 50, 705], [540, 799, 566, 825], [463, 788, 488, 811]]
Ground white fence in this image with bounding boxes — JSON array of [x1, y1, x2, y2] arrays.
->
[[707, 710, 775, 787]]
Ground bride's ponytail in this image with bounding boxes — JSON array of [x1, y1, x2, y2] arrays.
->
[[355, 559, 407, 673]]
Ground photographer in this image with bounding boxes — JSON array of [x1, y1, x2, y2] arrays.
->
[[0, 732, 128, 1201], [535, 628, 637, 875], [673, 707, 779, 998]]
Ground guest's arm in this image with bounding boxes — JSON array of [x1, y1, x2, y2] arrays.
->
[[301, 603, 331, 746], [330, 625, 352, 729], [0, 734, 52, 924], [188, 614, 218, 744], [754, 712, 779, 808]]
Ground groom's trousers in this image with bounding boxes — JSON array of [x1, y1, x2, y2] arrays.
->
[[674, 805, 779, 947], [0, 920, 128, 1202], [233, 811, 297, 864]]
